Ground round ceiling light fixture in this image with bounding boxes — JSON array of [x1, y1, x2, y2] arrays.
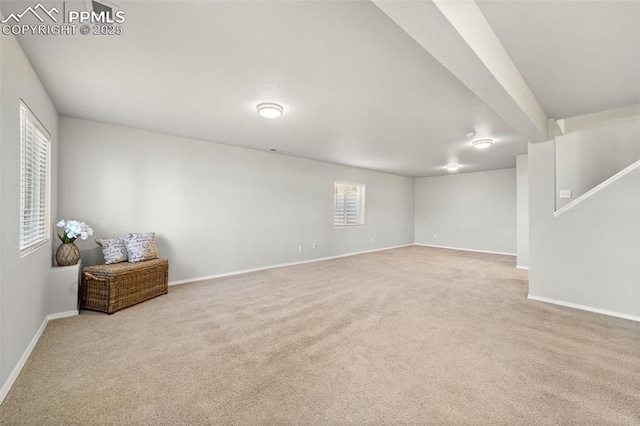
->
[[472, 138, 493, 149], [445, 163, 461, 172], [257, 102, 283, 119]]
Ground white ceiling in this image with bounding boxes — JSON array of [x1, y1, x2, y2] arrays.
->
[[3, 0, 639, 177], [476, 0, 640, 120]]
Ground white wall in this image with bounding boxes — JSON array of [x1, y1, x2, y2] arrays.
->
[[516, 155, 529, 268], [414, 168, 516, 255], [529, 136, 640, 319], [556, 105, 640, 209], [58, 117, 415, 282], [0, 32, 59, 391]]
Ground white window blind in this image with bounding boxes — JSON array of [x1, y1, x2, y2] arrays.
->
[[20, 102, 51, 253], [334, 182, 365, 227]]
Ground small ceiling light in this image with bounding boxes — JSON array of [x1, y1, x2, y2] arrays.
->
[[445, 163, 461, 172], [257, 103, 283, 119], [472, 138, 493, 149]]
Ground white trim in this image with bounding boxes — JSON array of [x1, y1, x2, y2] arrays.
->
[[48, 310, 78, 320], [414, 243, 516, 257], [516, 265, 529, 270], [0, 309, 80, 405], [0, 317, 48, 404], [527, 294, 640, 323], [334, 180, 366, 186], [169, 244, 413, 286], [19, 239, 50, 259], [554, 160, 640, 217]]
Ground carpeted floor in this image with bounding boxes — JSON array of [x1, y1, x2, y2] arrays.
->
[[1, 246, 640, 425]]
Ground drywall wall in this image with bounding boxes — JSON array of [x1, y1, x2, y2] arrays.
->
[[58, 117, 415, 282], [414, 168, 516, 255], [529, 137, 640, 318], [0, 32, 59, 393], [516, 154, 529, 268], [556, 105, 640, 209]]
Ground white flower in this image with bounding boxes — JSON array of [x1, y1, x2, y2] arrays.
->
[[56, 218, 94, 244]]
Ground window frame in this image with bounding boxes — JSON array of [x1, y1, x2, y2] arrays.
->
[[333, 181, 366, 228], [19, 100, 51, 256]]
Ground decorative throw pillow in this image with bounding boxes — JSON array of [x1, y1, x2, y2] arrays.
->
[[124, 232, 158, 263], [96, 236, 130, 264]]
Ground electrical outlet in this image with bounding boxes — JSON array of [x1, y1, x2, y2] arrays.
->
[[433, 234, 437, 239], [559, 190, 572, 199], [298, 245, 303, 252], [371, 237, 375, 243]]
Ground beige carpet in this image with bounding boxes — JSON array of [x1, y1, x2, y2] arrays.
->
[[1, 246, 640, 425]]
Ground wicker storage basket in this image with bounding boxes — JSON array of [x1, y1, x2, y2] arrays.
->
[[81, 258, 169, 314]]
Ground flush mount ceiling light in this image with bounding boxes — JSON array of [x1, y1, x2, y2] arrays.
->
[[472, 138, 493, 149], [257, 103, 283, 119], [445, 163, 461, 172]]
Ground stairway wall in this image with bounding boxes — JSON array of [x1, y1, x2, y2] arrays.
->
[[529, 138, 640, 319], [555, 105, 640, 209]]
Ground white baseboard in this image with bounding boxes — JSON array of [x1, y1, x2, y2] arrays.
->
[[516, 265, 529, 270], [48, 310, 79, 320], [527, 294, 640, 323], [0, 317, 48, 404], [0, 310, 79, 405], [169, 244, 414, 286], [414, 243, 516, 257]]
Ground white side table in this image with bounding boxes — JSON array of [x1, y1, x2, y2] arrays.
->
[[48, 261, 81, 318]]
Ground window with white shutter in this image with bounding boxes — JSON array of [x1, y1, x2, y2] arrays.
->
[[19, 101, 51, 254], [334, 182, 365, 227]]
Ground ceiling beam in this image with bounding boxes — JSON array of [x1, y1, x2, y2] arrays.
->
[[373, 0, 549, 143]]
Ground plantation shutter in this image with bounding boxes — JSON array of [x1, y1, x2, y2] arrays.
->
[[20, 102, 51, 252], [334, 183, 365, 226]]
